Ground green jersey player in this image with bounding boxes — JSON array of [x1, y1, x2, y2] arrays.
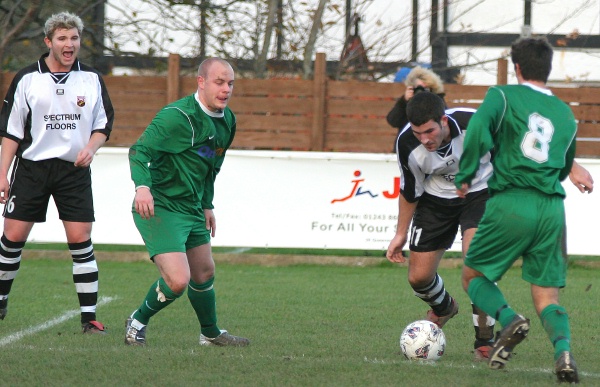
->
[[125, 57, 249, 347], [456, 37, 593, 383]]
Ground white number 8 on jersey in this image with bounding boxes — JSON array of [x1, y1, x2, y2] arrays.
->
[[521, 113, 554, 163]]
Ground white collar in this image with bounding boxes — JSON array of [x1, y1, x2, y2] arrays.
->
[[522, 82, 553, 96], [195, 92, 224, 117]]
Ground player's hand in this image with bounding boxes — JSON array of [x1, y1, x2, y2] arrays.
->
[[386, 233, 408, 263], [0, 177, 9, 205], [134, 187, 154, 219], [569, 162, 594, 193], [204, 209, 216, 237], [456, 183, 470, 198], [74, 148, 94, 168]]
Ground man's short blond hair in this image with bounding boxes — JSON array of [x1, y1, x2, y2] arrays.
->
[[44, 12, 84, 40]]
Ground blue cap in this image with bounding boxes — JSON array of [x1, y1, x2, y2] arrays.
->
[[393, 67, 411, 82]]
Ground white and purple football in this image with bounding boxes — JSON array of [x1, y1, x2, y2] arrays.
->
[[400, 320, 446, 361]]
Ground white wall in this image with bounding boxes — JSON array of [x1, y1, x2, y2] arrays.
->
[[3, 148, 598, 256]]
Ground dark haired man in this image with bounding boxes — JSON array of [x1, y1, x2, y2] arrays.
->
[[457, 37, 593, 383], [386, 91, 496, 360]]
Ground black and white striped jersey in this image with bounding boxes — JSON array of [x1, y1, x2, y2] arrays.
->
[[395, 108, 492, 202], [0, 53, 114, 162]]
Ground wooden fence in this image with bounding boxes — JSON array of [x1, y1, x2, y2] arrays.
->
[[1, 54, 599, 156]]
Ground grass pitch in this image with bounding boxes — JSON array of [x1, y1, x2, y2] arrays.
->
[[0, 258, 598, 386]]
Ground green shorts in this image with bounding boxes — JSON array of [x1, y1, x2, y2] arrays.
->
[[133, 206, 211, 259], [464, 189, 568, 287]]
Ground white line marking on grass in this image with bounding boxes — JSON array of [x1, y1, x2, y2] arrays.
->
[[0, 296, 115, 347], [363, 357, 600, 380], [226, 247, 253, 254]]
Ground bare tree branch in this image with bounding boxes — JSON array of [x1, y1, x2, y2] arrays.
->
[[256, 0, 279, 78], [303, 0, 328, 79], [0, 0, 43, 69]]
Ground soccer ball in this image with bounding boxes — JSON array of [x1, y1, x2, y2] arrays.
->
[[400, 320, 446, 361]]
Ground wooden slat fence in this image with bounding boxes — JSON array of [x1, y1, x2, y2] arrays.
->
[[1, 54, 599, 157]]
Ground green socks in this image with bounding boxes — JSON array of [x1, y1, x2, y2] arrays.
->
[[188, 277, 221, 338], [469, 277, 572, 360], [131, 276, 223, 339], [540, 304, 571, 360], [133, 277, 183, 325], [467, 276, 517, 327]]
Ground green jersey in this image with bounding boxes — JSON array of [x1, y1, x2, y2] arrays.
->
[[456, 84, 576, 197], [129, 93, 236, 215]]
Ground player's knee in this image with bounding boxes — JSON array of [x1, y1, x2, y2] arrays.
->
[[170, 283, 188, 294], [64, 223, 92, 243], [408, 273, 434, 289], [164, 276, 190, 294], [461, 276, 471, 293], [2, 221, 33, 242], [461, 265, 480, 292], [192, 267, 215, 284]]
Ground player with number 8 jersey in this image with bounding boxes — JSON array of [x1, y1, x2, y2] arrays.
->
[[457, 84, 576, 197], [456, 37, 586, 383]]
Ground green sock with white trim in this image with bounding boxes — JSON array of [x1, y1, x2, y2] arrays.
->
[[133, 277, 182, 325], [188, 277, 221, 338]]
